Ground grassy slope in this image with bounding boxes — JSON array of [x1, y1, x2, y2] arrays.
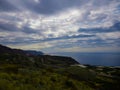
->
[[0, 53, 119, 90]]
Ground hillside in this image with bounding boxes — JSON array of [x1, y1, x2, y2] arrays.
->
[[0, 44, 79, 67], [0, 44, 120, 90], [0, 44, 43, 56], [0, 44, 25, 55], [24, 50, 44, 56]]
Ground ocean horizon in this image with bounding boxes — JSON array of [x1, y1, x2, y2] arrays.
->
[[51, 52, 120, 66]]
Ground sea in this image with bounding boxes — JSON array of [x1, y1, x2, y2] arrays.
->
[[51, 52, 120, 66]]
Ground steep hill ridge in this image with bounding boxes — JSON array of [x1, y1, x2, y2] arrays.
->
[[0, 44, 79, 67]]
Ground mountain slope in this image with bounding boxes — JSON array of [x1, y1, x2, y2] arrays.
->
[[24, 50, 44, 56], [0, 44, 25, 55], [0, 44, 44, 56], [0, 44, 119, 90], [0, 44, 79, 67]]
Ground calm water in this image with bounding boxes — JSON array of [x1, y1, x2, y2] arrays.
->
[[51, 52, 120, 66]]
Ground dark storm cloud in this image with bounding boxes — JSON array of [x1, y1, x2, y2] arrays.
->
[[87, 38, 120, 47], [0, 22, 18, 31], [37, 34, 95, 42], [85, 39, 111, 46], [0, 38, 33, 45], [22, 26, 40, 34], [22, 0, 116, 15], [22, 0, 89, 14], [0, 33, 95, 45], [0, 21, 39, 34], [0, 0, 18, 12], [78, 22, 120, 33]]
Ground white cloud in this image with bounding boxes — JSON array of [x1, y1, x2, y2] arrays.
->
[[97, 32, 120, 40], [8, 42, 53, 50], [56, 46, 120, 52], [1, 0, 120, 39], [0, 0, 120, 52], [34, 0, 40, 3]]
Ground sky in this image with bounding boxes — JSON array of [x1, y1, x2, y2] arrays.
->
[[0, 0, 120, 53]]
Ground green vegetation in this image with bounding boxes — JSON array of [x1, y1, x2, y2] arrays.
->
[[0, 62, 119, 90], [0, 45, 120, 90], [0, 64, 94, 90]]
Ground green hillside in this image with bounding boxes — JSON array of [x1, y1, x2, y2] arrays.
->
[[0, 44, 120, 90]]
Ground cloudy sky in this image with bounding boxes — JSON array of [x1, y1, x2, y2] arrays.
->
[[0, 0, 120, 53]]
